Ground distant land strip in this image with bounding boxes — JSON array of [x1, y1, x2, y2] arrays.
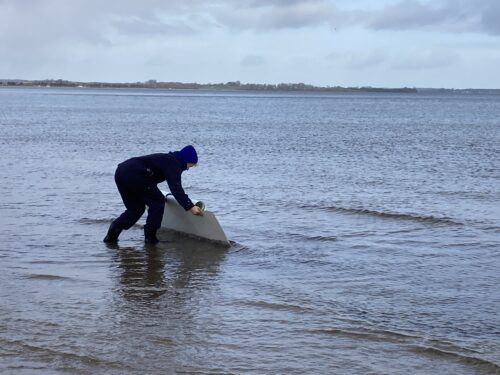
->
[[2, 79, 500, 94], [1, 79, 417, 93]]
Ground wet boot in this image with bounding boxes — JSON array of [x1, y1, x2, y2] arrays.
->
[[144, 225, 159, 244], [103, 221, 122, 243]]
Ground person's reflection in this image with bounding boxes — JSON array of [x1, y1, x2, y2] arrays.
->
[[110, 244, 167, 302], [109, 232, 229, 305]]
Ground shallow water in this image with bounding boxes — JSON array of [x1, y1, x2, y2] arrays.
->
[[1, 87, 499, 374]]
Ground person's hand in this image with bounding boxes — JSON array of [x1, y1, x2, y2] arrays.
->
[[190, 206, 204, 216]]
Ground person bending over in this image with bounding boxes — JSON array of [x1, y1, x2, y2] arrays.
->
[[103, 145, 203, 244]]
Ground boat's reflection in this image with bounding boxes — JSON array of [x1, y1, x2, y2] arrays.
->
[[107, 231, 230, 304]]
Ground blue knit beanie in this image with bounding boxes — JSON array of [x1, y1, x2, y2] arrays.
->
[[179, 145, 198, 164]]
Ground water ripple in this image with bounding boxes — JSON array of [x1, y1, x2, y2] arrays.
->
[[302, 203, 463, 226]]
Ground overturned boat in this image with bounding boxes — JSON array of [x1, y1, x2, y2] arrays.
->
[[161, 194, 230, 246]]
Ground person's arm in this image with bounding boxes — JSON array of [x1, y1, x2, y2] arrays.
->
[[166, 173, 202, 215], [162, 153, 203, 216], [166, 174, 193, 210]]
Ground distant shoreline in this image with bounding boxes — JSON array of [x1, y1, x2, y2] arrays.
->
[[1, 79, 417, 94], [1, 79, 500, 95]]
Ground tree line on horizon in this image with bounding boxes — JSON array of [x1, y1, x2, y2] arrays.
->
[[1, 79, 418, 93]]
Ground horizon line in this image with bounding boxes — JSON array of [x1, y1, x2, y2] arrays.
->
[[1, 78, 499, 91]]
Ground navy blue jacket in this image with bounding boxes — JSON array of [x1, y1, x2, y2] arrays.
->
[[133, 152, 194, 211]]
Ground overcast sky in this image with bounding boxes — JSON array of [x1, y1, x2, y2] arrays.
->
[[1, 0, 499, 88]]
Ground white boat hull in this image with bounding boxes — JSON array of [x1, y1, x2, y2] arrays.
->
[[161, 195, 230, 246]]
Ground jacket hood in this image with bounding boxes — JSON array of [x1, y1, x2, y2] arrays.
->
[[178, 145, 198, 165]]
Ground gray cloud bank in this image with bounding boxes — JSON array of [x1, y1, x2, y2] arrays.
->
[[1, 0, 499, 47], [361, 0, 500, 35], [0, 0, 498, 83]]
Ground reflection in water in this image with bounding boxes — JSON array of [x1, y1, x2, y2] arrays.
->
[[108, 233, 229, 305], [111, 244, 167, 301]]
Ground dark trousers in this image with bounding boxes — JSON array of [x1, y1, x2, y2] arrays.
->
[[113, 159, 165, 230]]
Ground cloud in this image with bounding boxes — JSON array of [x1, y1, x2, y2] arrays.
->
[[145, 55, 175, 67], [0, 0, 498, 84], [206, 0, 500, 35], [391, 48, 458, 70], [328, 50, 387, 69], [365, 0, 449, 30], [358, 0, 500, 35], [1, 0, 500, 49], [112, 16, 196, 37], [212, 0, 336, 31], [256, 0, 335, 30], [241, 55, 266, 67], [473, 0, 500, 34], [328, 46, 458, 71], [208, 0, 500, 35]]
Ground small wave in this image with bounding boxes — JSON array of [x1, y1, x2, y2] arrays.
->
[[79, 217, 113, 225], [79, 218, 143, 228], [25, 274, 71, 281], [482, 226, 500, 233], [191, 186, 225, 195], [26, 260, 68, 265], [437, 190, 498, 201], [310, 327, 500, 373], [310, 327, 419, 344], [302, 204, 462, 226], [234, 299, 309, 313], [122, 286, 169, 293], [149, 336, 176, 346], [228, 242, 250, 253], [288, 233, 337, 242], [411, 345, 500, 373], [0, 337, 130, 371], [86, 171, 113, 177]]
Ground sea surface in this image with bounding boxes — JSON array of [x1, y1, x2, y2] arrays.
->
[[0, 87, 499, 374]]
